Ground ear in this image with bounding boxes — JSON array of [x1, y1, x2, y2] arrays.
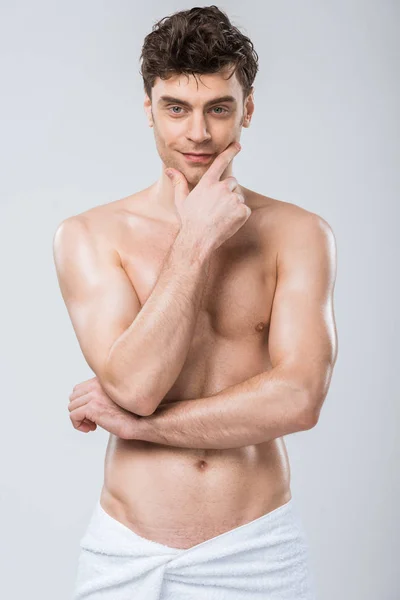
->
[[144, 94, 153, 128], [243, 88, 255, 128]]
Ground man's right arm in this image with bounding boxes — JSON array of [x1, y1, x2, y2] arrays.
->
[[53, 216, 210, 417]]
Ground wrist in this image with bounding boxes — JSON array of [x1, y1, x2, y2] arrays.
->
[[127, 412, 154, 442]]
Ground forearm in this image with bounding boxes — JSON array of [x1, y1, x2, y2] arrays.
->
[[105, 232, 211, 416], [135, 370, 312, 449]]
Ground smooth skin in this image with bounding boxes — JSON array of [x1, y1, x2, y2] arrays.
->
[[54, 65, 338, 549]]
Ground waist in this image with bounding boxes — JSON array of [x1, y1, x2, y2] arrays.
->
[[100, 436, 291, 546]]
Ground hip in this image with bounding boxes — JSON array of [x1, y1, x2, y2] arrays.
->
[[74, 491, 316, 599]]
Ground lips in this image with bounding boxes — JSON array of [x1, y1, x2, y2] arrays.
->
[[182, 152, 214, 163]]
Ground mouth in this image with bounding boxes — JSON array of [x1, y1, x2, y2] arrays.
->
[[181, 152, 214, 164]]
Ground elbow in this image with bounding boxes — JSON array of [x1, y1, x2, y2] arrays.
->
[[102, 359, 159, 416], [129, 399, 156, 417], [113, 387, 155, 417], [109, 383, 157, 417], [101, 372, 153, 417], [301, 391, 324, 430]]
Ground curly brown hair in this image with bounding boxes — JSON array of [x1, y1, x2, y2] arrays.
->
[[139, 6, 259, 103]]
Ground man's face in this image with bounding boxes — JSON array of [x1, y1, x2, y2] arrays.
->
[[144, 66, 253, 187]]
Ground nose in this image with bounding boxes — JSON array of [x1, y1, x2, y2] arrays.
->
[[186, 113, 212, 145]]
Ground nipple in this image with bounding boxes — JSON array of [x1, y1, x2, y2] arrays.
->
[[255, 322, 266, 332]]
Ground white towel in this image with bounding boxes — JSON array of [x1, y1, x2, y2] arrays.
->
[[73, 496, 317, 599]]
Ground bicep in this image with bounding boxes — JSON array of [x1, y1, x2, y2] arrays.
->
[[268, 212, 338, 411], [53, 217, 141, 392]]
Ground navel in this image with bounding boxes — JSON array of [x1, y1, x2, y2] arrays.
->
[[195, 459, 208, 470]]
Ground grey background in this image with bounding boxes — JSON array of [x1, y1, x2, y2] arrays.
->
[[1, 1, 398, 598]]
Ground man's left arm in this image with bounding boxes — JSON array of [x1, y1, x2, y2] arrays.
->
[[133, 211, 338, 449]]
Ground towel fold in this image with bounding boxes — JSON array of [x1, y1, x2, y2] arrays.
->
[[73, 496, 316, 599]]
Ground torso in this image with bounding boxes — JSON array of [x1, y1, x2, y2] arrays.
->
[[80, 184, 304, 549]]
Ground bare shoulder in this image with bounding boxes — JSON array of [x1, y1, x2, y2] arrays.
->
[[271, 198, 336, 261], [53, 189, 149, 252], [63, 189, 147, 228], [245, 188, 336, 249]]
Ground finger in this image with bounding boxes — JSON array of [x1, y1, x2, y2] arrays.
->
[[68, 393, 91, 412], [223, 176, 239, 192], [72, 377, 96, 392], [165, 168, 189, 208], [70, 404, 93, 430], [203, 141, 241, 183], [69, 382, 96, 400], [69, 387, 92, 403], [77, 421, 93, 433]]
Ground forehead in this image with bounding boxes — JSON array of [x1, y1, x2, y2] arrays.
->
[[152, 67, 242, 104]]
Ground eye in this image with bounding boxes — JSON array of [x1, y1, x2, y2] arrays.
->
[[211, 107, 229, 115], [169, 106, 184, 114], [167, 106, 229, 116]]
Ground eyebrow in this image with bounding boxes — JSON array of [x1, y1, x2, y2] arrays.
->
[[158, 95, 237, 108]]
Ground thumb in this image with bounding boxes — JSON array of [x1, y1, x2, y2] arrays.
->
[[165, 168, 189, 207]]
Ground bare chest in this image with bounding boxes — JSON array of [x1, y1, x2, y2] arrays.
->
[[116, 212, 277, 342]]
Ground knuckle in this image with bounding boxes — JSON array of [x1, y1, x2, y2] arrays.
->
[[221, 179, 232, 191], [236, 199, 248, 214], [223, 177, 237, 191]]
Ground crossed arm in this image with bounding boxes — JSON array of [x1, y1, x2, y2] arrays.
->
[[65, 211, 338, 449], [120, 368, 313, 449]]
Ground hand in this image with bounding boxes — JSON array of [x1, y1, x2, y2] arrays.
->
[[68, 376, 142, 439], [165, 141, 251, 256]]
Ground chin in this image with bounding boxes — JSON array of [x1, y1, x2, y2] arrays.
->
[[184, 163, 211, 176]]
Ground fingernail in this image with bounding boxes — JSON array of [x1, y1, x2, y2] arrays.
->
[[235, 142, 241, 150], [165, 169, 172, 179]]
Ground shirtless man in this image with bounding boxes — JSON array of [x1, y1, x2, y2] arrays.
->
[[53, 6, 337, 599]]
